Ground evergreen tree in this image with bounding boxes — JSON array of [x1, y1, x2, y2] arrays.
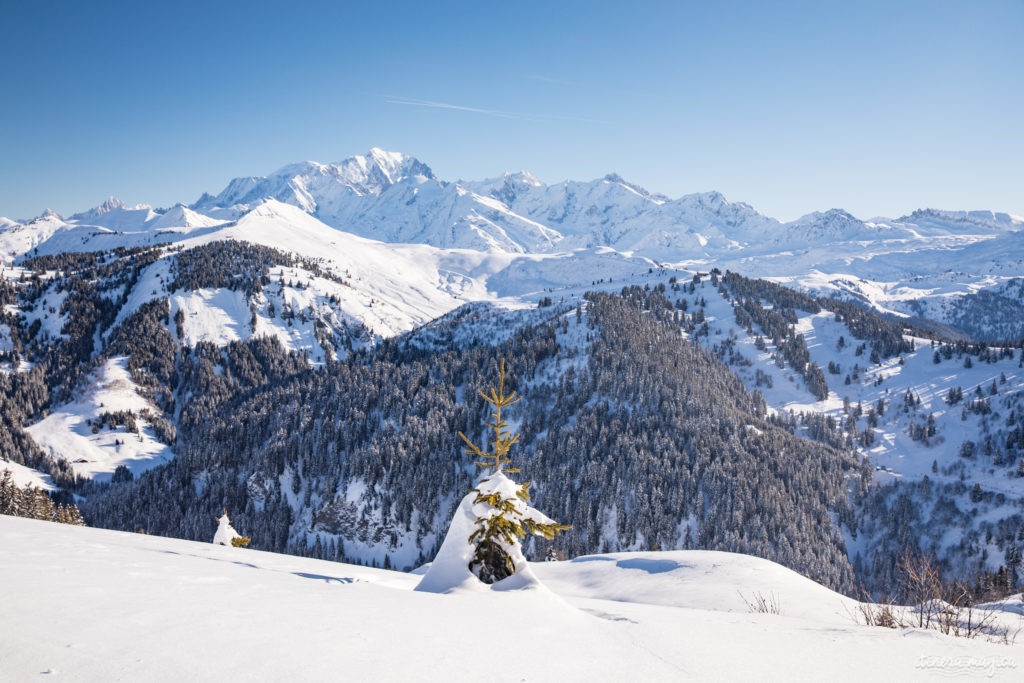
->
[[0, 469, 85, 525], [457, 360, 569, 583], [417, 360, 568, 591]]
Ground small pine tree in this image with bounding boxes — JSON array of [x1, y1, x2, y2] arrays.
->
[[457, 360, 570, 583]]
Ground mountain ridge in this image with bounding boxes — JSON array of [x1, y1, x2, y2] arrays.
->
[[3, 148, 1023, 341]]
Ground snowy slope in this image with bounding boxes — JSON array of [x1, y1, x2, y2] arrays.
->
[[666, 271, 1024, 581], [25, 198, 655, 350], [2, 515, 1019, 682], [0, 460, 55, 491], [0, 210, 74, 263], [26, 358, 172, 481]]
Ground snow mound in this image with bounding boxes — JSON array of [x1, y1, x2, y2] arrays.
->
[[415, 472, 552, 593], [535, 550, 856, 624]]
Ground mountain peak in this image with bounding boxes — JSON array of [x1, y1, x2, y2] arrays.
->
[[898, 208, 1024, 232], [266, 150, 435, 189], [506, 169, 543, 187], [196, 149, 438, 212], [365, 147, 408, 168], [98, 196, 128, 213], [674, 191, 745, 213], [792, 208, 859, 224], [69, 197, 155, 223], [601, 173, 664, 202], [271, 160, 327, 177]]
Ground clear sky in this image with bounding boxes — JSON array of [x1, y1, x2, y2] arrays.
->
[[1, 0, 1021, 221]]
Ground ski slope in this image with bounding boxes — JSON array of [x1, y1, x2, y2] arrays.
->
[[1, 516, 1020, 681]]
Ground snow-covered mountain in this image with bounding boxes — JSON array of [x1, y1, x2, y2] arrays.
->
[[68, 196, 159, 230], [184, 147, 1022, 265], [5, 147, 1019, 340], [193, 149, 562, 253]]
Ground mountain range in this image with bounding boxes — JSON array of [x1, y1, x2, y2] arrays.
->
[[4, 148, 1021, 341]]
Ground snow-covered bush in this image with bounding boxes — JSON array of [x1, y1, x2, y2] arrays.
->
[[212, 509, 250, 547]]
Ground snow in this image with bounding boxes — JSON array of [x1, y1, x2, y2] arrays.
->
[[1, 516, 1020, 681], [212, 511, 243, 545], [171, 288, 252, 347], [415, 471, 555, 594], [25, 357, 172, 481], [0, 460, 55, 491], [8, 149, 1023, 341], [414, 487, 488, 593]]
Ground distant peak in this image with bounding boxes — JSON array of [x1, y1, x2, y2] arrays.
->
[[897, 208, 1024, 230], [271, 160, 325, 177], [366, 147, 407, 165], [690, 190, 726, 203], [789, 208, 860, 226], [96, 196, 128, 213], [506, 169, 542, 187], [361, 148, 435, 180], [39, 208, 63, 220], [676, 191, 733, 209], [602, 173, 663, 202], [816, 208, 857, 220]]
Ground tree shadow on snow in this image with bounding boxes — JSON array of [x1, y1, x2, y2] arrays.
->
[[292, 572, 357, 584], [614, 558, 681, 574], [570, 555, 683, 573]]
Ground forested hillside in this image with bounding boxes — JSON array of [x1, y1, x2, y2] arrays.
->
[[2, 239, 1023, 598], [75, 282, 863, 591]]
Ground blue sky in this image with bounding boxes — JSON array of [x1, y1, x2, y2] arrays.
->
[[1, 0, 1021, 221]]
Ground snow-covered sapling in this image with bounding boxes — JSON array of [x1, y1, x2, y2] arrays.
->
[[213, 509, 251, 547], [416, 360, 568, 591]]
